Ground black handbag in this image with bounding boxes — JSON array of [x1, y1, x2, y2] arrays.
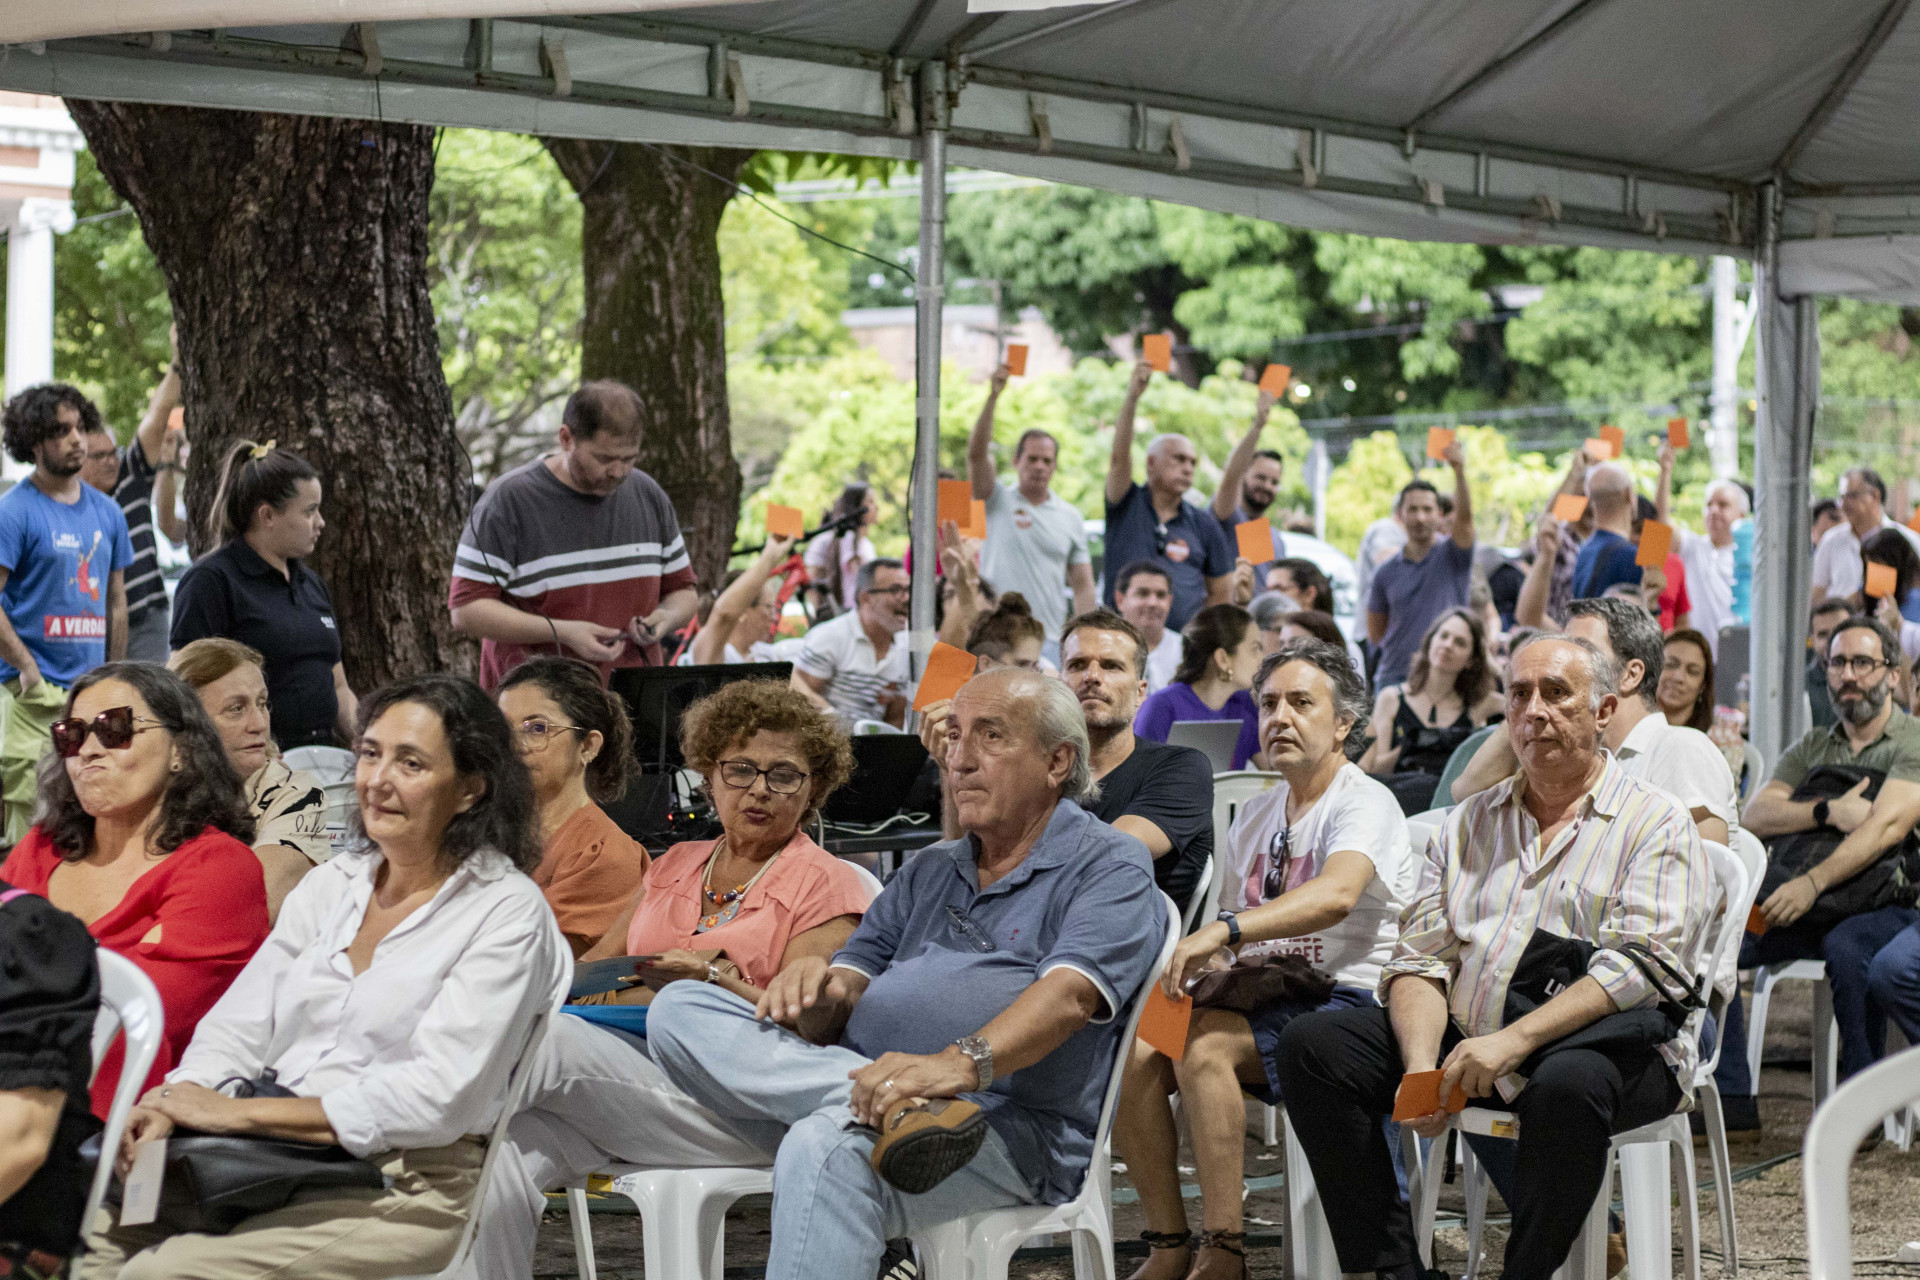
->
[[117, 1071, 385, 1235], [1188, 953, 1337, 1014], [1502, 929, 1704, 1078], [1759, 765, 1920, 932]]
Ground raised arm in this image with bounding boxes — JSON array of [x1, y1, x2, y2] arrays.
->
[[1211, 389, 1276, 520], [690, 533, 795, 665], [968, 364, 1010, 502], [1655, 441, 1676, 526], [1106, 360, 1153, 506], [1514, 516, 1561, 631], [1444, 437, 1474, 549]]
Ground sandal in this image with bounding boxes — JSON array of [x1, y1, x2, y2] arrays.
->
[[1124, 1229, 1192, 1280], [1188, 1229, 1247, 1280]]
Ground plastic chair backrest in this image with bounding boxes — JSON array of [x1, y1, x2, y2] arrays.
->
[[1211, 770, 1280, 849], [85, 950, 166, 1238], [1089, 895, 1181, 1164], [847, 861, 885, 904], [1804, 1042, 1920, 1280], [1739, 741, 1765, 803], [1405, 807, 1450, 857], [1731, 828, 1766, 895], [1433, 724, 1498, 807], [1180, 851, 1218, 935], [1696, 840, 1759, 1073], [437, 1009, 551, 1272]]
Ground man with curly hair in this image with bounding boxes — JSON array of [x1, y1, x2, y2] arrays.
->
[[0, 384, 133, 840]]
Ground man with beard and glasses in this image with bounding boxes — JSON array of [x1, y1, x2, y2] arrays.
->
[[0, 385, 133, 840], [1712, 615, 1920, 1132]]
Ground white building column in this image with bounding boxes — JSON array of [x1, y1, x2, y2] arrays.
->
[[5, 195, 74, 398]]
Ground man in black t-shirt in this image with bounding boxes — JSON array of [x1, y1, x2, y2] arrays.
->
[[1060, 609, 1214, 916]]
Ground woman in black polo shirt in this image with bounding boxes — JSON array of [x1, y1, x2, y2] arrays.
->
[[169, 441, 358, 748]]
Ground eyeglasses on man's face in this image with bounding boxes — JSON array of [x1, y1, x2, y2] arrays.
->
[[1826, 655, 1893, 677]]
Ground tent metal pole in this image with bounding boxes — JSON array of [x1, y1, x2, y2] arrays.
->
[[1749, 181, 1815, 769], [908, 60, 948, 691]]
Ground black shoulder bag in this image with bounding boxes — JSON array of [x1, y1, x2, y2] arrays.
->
[[1758, 765, 1920, 935], [1502, 930, 1705, 1078]]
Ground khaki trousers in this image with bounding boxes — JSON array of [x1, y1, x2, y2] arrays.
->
[[75, 1139, 483, 1280], [1, 677, 65, 842]]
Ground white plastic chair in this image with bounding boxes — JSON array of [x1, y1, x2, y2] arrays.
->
[[395, 1009, 550, 1279], [1691, 838, 1766, 1277], [1211, 770, 1281, 847], [1804, 1042, 1920, 1280], [85, 950, 165, 1237], [1405, 806, 1450, 855], [909, 893, 1182, 1280], [1745, 963, 1837, 1107], [1180, 850, 1218, 936], [565, 861, 889, 1280]]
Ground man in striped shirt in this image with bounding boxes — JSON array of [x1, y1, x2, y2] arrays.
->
[[1279, 633, 1711, 1280], [82, 360, 184, 663], [791, 559, 909, 729], [450, 381, 699, 690]]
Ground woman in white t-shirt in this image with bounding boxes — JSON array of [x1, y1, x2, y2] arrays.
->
[[802, 483, 878, 615], [1113, 638, 1416, 1280]]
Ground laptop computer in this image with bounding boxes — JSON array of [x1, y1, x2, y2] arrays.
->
[[1167, 719, 1242, 774], [824, 734, 934, 826]]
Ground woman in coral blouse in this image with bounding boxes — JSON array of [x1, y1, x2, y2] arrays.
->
[[0, 663, 266, 1118]]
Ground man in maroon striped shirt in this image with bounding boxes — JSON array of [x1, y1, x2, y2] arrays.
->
[[450, 381, 699, 690]]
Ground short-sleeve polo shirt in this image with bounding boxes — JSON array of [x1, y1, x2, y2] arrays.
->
[[170, 540, 343, 748], [1772, 706, 1920, 791]]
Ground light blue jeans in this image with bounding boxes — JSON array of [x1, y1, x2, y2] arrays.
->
[[646, 982, 1040, 1280]]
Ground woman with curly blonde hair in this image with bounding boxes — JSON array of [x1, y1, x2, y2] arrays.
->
[[464, 679, 873, 1280]]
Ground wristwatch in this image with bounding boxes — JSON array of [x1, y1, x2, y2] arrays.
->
[[1217, 911, 1242, 946], [1813, 799, 1831, 829], [953, 1034, 994, 1090]]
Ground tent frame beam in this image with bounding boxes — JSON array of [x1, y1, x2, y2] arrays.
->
[[1772, 0, 1911, 181], [1403, 0, 1616, 135]]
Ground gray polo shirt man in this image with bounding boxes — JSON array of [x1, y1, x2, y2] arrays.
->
[[833, 800, 1163, 1204]]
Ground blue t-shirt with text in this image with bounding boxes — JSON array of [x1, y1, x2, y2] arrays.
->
[[0, 480, 134, 686]]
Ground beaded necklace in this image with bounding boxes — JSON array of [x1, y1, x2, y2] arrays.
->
[[697, 836, 782, 932]]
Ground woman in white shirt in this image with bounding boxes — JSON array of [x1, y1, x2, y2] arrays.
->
[[1113, 639, 1416, 1280], [81, 674, 567, 1280]]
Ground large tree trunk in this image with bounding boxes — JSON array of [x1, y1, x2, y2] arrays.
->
[[542, 139, 749, 591], [66, 102, 469, 690]]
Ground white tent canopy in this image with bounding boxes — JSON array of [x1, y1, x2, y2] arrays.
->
[[4, 0, 1914, 755]]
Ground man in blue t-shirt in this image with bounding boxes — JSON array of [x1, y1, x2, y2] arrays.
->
[[1569, 460, 1642, 601], [1102, 360, 1234, 631], [0, 384, 134, 839], [1366, 437, 1477, 689]]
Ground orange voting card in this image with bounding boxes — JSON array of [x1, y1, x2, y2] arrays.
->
[[1392, 1069, 1468, 1122], [1635, 519, 1673, 569], [1668, 417, 1690, 449], [1584, 438, 1611, 462], [1136, 986, 1192, 1061], [913, 641, 978, 711], [1599, 424, 1625, 458], [1866, 561, 1899, 599], [968, 499, 987, 540], [765, 503, 806, 540], [1236, 518, 1277, 564], [1004, 343, 1029, 377], [1747, 905, 1770, 937], [166, 406, 185, 431], [1551, 494, 1589, 523], [1427, 427, 1455, 460], [938, 479, 972, 527], [1142, 332, 1173, 373], [1908, 507, 1920, 534], [1258, 363, 1292, 396]]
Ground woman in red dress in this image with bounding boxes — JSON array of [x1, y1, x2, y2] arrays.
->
[[0, 662, 265, 1117]]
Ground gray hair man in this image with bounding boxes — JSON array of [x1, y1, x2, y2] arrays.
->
[[1656, 440, 1747, 657], [1812, 467, 1920, 605], [646, 666, 1167, 1280], [1279, 633, 1709, 1280], [791, 557, 911, 729]]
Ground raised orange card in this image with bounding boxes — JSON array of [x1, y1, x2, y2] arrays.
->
[[1258, 363, 1291, 396], [1004, 343, 1028, 377], [1427, 427, 1455, 460], [1584, 437, 1610, 462], [1668, 417, 1690, 449], [1235, 518, 1277, 564], [1866, 561, 1899, 599], [765, 503, 806, 540], [1599, 424, 1625, 458], [913, 641, 978, 711], [1142, 332, 1172, 373], [166, 406, 185, 431], [1392, 1069, 1468, 1122], [968, 499, 987, 540], [938, 479, 972, 527], [1136, 985, 1192, 1061], [1747, 905, 1770, 936], [1635, 519, 1672, 569], [1552, 494, 1588, 522]]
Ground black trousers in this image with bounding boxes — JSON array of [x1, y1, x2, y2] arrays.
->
[[1277, 1004, 1683, 1280]]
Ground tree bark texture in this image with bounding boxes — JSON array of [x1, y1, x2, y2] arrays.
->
[[66, 102, 469, 691], [542, 138, 749, 592]]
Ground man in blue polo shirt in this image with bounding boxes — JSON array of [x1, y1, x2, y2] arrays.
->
[[1103, 360, 1234, 631], [1366, 437, 1476, 689], [647, 667, 1165, 1280], [0, 384, 133, 839]]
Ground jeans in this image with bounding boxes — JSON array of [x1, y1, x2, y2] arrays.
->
[[645, 982, 1040, 1280], [1715, 905, 1920, 1096], [1867, 921, 1920, 1048]]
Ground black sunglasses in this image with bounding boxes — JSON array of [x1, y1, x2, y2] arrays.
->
[[1262, 824, 1295, 902], [51, 706, 164, 758]]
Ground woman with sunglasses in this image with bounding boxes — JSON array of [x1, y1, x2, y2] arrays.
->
[[0, 662, 265, 1120], [1114, 640, 1417, 1280], [496, 656, 650, 956], [462, 679, 871, 1280]]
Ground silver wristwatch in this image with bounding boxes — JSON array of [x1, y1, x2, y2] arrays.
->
[[953, 1034, 994, 1090]]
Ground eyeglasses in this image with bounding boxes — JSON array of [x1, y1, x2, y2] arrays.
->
[[864, 585, 911, 598], [1827, 655, 1894, 676], [1153, 524, 1170, 556], [51, 706, 164, 758], [716, 759, 810, 795], [515, 719, 585, 751], [1261, 825, 1296, 902]]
